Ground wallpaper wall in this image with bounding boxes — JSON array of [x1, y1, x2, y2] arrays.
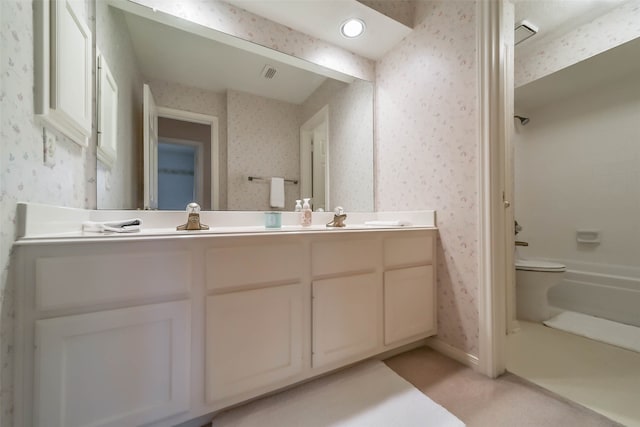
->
[[132, 0, 375, 81], [227, 90, 300, 211], [514, 68, 640, 271], [0, 1, 97, 424], [149, 79, 228, 210], [301, 79, 374, 212], [515, 0, 640, 87], [375, 0, 480, 356], [96, 2, 144, 210]]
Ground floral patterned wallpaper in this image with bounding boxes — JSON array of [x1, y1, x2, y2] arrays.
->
[[227, 90, 300, 211], [132, 0, 375, 82], [1, 1, 96, 424], [301, 79, 374, 212], [375, 0, 480, 356], [515, 0, 640, 87]]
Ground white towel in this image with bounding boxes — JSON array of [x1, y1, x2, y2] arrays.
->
[[270, 177, 285, 208], [82, 218, 142, 233]]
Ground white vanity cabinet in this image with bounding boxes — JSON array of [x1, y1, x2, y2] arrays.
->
[[203, 239, 309, 405], [383, 232, 437, 346], [14, 228, 437, 427], [310, 238, 382, 368], [14, 241, 192, 427]]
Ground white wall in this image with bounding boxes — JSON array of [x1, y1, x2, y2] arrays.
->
[[514, 71, 640, 269], [515, 0, 640, 87]]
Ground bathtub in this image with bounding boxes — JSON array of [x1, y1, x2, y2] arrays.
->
[[547, 260, 640, 327]]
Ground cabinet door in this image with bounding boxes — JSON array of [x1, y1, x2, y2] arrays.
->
[[312, 273, 380, 368], [35, 0, 93, 146], [35, 301, 190, 427], [384, 266, 435, 346], [206, 284, 305, 403]]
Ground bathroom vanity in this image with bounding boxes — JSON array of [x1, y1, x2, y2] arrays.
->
[[13, 208, 437, 427]]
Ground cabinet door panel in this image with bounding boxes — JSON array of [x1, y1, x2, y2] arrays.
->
[[35, 301, 190, 427], [384, 266, 435, 345], [206, 284, 304, 403], [312, 273, 380, 367]]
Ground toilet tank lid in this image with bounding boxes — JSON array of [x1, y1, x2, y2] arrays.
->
[[515, 259, 566, 272]]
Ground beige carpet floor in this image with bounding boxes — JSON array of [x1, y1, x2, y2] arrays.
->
[[385, 347, 622, 427]]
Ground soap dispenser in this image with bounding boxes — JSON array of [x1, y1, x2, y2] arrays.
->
[[301, 198, 312, 227], [294, 200, 302, 212]]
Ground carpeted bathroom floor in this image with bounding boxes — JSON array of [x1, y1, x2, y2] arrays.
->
[[202, 346, 622, 426], [384, 346, 622, 426]]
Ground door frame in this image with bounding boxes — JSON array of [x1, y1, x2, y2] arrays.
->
[[476, 0, 512, 378], [300, 105, 329, 210], [156, 107, 220, 210]]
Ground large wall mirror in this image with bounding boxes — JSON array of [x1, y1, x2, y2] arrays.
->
[[96, 0, 374, 212]]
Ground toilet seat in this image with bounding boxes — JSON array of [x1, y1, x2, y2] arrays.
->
[[515, 259, 566, 272]]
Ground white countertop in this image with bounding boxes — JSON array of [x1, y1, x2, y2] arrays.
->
[[15, 203, 437, 244]]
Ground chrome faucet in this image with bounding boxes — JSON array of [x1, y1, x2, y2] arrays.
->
[[326, 206, 347, 228], [177, 203, 209, 230]]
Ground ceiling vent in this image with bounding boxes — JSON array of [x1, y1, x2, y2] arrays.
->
[[515, 20, 538, 45], [261, 64, 277, 79]]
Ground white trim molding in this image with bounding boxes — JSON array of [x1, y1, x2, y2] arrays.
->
[[426, 337, 479, 369], [476, 0, 510, 378]]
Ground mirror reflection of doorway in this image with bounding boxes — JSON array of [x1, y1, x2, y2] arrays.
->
[[300, 105, 329, 211], [157, 140, 203, 210], [143, 84, 220, 210]]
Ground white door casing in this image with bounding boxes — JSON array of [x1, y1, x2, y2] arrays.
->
[[143, 83, 159, 210]]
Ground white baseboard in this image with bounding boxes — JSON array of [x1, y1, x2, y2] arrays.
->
[[425, 337, 479, 369]]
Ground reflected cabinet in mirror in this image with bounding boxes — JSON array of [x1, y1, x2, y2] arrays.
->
[[96, 0, 374, 212]]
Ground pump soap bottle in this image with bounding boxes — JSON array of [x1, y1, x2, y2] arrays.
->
[[301, 198, 312, 227]]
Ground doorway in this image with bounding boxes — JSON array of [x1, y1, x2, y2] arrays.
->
[[300, 106, 329, 211], [157, 139, 203, 210], [142, 83, 219, 210]]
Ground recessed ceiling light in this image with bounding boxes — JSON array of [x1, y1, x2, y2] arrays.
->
[[340, 18, 366, 38]]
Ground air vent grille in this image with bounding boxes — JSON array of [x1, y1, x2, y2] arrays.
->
[[261, 65, 277, 79], [515, 20, 538, 45]]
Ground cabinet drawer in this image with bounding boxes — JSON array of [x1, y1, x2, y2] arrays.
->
[[311, 239, 380, 277], [384, 232, 434, 268], [35, 301, 190, 427], [206, 243, 305, 290], [35, 250, 191, 311], [384, 266, 435, 345]]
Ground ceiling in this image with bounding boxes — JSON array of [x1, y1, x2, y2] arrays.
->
[[513, 0, 627, 51], [515, 36, 640, 111], [222, 0, 412, 60], [122, 10, 329, 104]]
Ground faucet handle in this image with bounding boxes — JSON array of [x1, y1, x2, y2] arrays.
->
[[334, 206, 345, 215], [177, 202, 209, 230], [186, 202, 201, 214]]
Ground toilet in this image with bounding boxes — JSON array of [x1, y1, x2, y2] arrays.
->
[[515, 259, 566, 322]]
